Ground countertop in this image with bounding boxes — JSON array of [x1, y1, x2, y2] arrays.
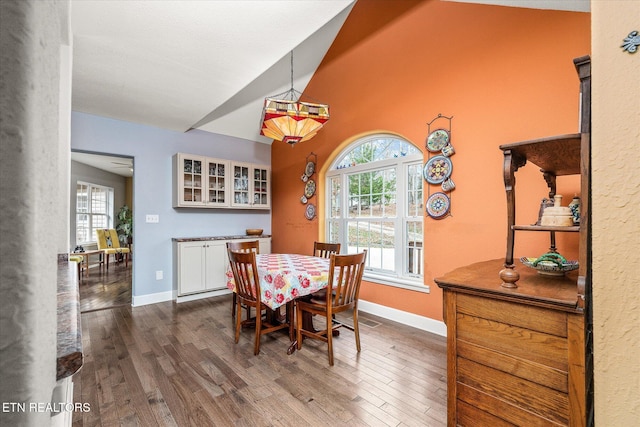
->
[[172, 234, 271, 242], [434, 258, 582, 313], [57, 259, 83, 380]]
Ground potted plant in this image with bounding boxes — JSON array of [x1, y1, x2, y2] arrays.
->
[[116, 205, 133, 246]]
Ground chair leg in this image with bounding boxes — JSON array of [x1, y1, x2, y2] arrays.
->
[[353, 309, 361, 353], [327, 313, 334, 366], [254, 307, 262, 355], [106, 253, 110, 270], [287, 301, 294, 341], [232, 293, 237, 317], [296, 304, 303, 350], [235, 299, 242, 343]]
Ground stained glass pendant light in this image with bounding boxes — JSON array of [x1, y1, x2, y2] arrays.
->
[[260, 51, 329, 145]]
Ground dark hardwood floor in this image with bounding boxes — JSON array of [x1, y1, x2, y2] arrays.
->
[[73, 276, 447, 426], [79, 259, 132, 313]]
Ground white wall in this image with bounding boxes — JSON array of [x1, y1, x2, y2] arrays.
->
[[71, 112, 272, 301]]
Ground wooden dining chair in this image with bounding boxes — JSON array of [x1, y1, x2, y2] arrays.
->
[[310, 241, 342, 323], [226, 240, 259, 319], [296, 250, 367, 365], [227, 249, 293, 355], [313, 241, 341, 258]]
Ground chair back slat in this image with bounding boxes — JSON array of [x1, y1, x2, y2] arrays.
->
[[328, 251, 366, 312], [313, 241, 341, 259], [228, 249, 260, 303], [226, 240, 260, 254]]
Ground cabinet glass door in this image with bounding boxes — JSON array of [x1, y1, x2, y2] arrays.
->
[[206, 160, 227, 205], [252, 167, 270, 208], [182, 157, 203, 204], [232, 164, 250, 206]]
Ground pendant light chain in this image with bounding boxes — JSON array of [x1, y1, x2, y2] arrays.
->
[[290, 51, 294, 98]]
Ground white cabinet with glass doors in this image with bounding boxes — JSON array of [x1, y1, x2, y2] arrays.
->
[[173, 153, 229, 208], [173, 154, 270, 210], [230, 162, 271, 209]]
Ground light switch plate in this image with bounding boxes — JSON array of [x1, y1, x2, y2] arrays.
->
[[146, 214, 159, 223]]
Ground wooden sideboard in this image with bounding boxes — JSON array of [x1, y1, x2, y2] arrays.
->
[[435, 259, 585, 426]]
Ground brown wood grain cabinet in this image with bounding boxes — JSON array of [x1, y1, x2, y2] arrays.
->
[[436, 259, 585, 426], [435, 56, 590, 426]]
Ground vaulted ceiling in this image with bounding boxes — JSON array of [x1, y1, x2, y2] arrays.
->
[[70, 0, 589, 155]]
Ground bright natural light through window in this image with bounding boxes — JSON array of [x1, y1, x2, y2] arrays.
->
[[76, 182, 114, 245], [326, 134, 425, 291]]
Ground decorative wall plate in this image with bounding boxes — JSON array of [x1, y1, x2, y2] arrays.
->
[[423, 155, 453, 184], [305, 203, 316, 220], [304, 179, 316, 198], [305, 161, 315, 177], [426, 192, 450, 219], [300, 195, 308, 204], [426, 129, 450, 152]]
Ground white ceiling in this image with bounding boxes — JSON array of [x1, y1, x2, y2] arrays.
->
[[69, 0, 589, 176], [71, 0, 356, 144], [71, 152, 134, 177]]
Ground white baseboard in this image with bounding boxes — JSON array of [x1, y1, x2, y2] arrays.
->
[[175, 288, 231, 303], [358, 299, 447, 337], [132, 290, 174, 307]]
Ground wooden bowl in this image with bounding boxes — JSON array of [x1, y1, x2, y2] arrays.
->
[[246, 228, 263, 236]]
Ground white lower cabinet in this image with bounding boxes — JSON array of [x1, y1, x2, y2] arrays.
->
[[174, 237, 270, 299]]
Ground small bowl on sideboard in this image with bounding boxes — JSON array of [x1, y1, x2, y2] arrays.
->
[[246, 228, 263, 236]]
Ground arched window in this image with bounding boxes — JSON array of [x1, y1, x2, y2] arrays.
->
[[326, 134, 425, 290]]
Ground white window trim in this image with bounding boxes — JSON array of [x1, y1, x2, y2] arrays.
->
[[363, 271, 430, 293], [76, 181, 115, 245]]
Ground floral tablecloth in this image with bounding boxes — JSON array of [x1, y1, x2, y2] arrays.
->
[[226, 253, 331, 310]]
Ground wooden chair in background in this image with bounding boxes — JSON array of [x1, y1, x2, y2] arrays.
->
[[313, 241, 341, 258], [227, 249, 293, 355], [311, 241, 342, 325], [296, 250, 367, 365], [226, 240, 259, 319]]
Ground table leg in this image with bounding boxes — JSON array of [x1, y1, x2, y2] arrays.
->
[[84, 256, 90, 277]]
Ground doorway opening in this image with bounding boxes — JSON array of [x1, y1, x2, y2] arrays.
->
[[71, 150, 134, 312]]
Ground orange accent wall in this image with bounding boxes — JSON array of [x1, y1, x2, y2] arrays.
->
[[271, 0, 590, 321]]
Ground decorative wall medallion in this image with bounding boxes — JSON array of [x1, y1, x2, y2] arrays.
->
[[304, 179, 316, 198], [305, 161, 315, 177], [426, 192, 450, 219], [426, 129, 450, 152], [423, 155, 453, 184], [305, 203, 316, 220], [621, 31, 640, 54]]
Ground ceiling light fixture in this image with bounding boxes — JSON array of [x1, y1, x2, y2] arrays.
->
[[260, 51, 329, 145]]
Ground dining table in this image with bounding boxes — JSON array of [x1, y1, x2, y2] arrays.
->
[[225, 253, 332, 354]]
